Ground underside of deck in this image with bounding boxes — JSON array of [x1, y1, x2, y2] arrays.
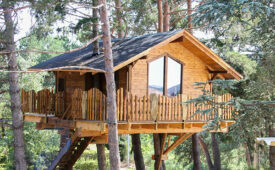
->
[[24, 114, 234, 138]]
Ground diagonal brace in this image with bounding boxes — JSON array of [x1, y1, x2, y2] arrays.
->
[[163, 133, 193, 155]]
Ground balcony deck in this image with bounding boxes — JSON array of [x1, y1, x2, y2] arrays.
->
[[21, 88, 235, 137]]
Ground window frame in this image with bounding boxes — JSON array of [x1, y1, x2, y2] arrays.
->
[[147, 53, 185, 96]]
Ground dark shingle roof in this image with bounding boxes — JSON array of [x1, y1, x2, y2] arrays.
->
[[30, 30, 181, 71]]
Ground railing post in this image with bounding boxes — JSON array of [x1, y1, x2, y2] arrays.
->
[[81, 91, 87, 120], [182, 94, 188, 120], [150, 94, 158, 121], [218, 95, 222, 118]]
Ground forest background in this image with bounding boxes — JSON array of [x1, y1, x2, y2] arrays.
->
[[0, 0, 274, 169]]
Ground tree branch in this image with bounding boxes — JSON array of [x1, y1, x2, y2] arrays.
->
[[0, 65, 105, 73], [0, 34, 103, 54], [0, 5, 31, 13]]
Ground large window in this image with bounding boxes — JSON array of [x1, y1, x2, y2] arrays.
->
[[148, 55, 183, 96]]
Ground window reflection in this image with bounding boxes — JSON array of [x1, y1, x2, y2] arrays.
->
[[167, 58, 181, 96], [148, 57, 164, 95], [148, 56, 182, 96]]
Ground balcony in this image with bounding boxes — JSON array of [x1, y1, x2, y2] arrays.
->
[[21, 88, 233, 123]]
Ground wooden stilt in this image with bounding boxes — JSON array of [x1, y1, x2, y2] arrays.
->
[[156, 133, 167, 170]]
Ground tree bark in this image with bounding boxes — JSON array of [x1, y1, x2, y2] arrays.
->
[[93, 0, 100, 54], [97, 144, 107, 170], [131, 134, 145, 170], [99, 0, 120, 169], [269, 125, 275, 170], [253, 142, 258, 169], [153, 134, 165, 170], [187, 0, 192, 34], [3, 1, 27, 169], [192, 134, 201, 170], [243, 142, 252, 167], [93, 1, 107, 169], [157, 0, 163, 33], [198, 136, 214, 170], [163, 0, 170, 32], [211, 133, 221, 170], [115, 0, 123, 38]]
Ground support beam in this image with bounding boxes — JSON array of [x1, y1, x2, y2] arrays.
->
[[163, 133, 193, 155], [156, 133, 167, 170], [208, 70, 227, 74]]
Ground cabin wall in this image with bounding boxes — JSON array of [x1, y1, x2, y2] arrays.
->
[[56, 72, 85, 107], [117, 66, 128, 90], [55, 68, 128, 106], [130, 42, 210, 97]]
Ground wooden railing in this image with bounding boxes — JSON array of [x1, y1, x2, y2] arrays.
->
[[21, 88, 233, 122], [21, 89, 65, 116]]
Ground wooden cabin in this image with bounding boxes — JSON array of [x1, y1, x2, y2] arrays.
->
[[21, 30, 242, 169]]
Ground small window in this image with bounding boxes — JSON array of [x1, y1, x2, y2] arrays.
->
[[58, 78, 65, 92], [148, 55, 183, 96]]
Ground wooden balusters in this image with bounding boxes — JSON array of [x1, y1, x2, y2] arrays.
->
[[21, 88, 234, 122]]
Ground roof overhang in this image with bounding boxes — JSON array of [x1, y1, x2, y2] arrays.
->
[[28, 66, 105, 73]]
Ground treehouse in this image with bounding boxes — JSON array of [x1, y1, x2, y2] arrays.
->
[[21, 30, 242, 169]]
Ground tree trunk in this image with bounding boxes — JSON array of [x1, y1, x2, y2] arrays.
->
[[115, 0, 123, 38], [253, 142, 258, 169], [243, 142, 252, 167], [187, 0, 192, 34], [3, 1, 27, 169], [269, 125, 275, 170], [131, 134, 145, 170], [157, 0, 163, 32], [93, 0, 100, 54], [211, 133, 221, 170], [198, 136, 214, 170], [192, 134, 201, 170], [163, 0, 170, 32], [99, 0, 120, 169], [97, 144, 107, 170], [93, 1, 107, 169], [153, 134, 165, 170]]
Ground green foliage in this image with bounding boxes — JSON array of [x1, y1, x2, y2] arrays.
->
[[74, 147, 110, 170], [224, 51, 257, 78]]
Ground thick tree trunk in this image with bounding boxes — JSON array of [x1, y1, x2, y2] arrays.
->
[[192, 134, 201, 170], [211, 133, 221, 170], [93, 0, 100, 54], [163, 0, 170, 32], [93, 1, 107, 168], [269, 125, 275, 170], [243, 142, 252, 167], [157, 0, 163, 32], [115, 0, 123, 38], [131, 134, 145, 170], [187, 0, 192, 34], [153, 134, 165, 170], [253, 142, 258, 169], [198, 136, 214, 170], [97, 144, 107, 170], [99, 0, 120, 169], [3, 2, 27, 169]]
